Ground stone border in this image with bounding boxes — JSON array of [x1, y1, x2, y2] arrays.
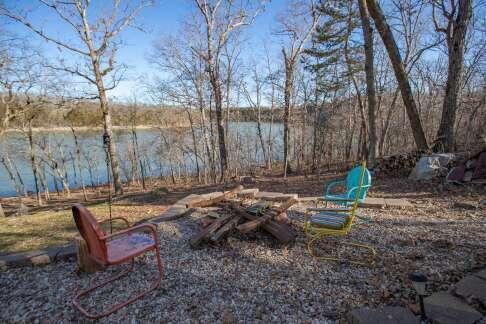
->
[[348, 267, 486, 324], [0, 245, 76, 269]]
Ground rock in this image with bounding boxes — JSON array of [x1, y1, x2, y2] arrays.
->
[[0, 203, 4, 218], [424, 291, 482, 324], [348, 306, 419, 324], [409, 156, 442, 181], [30, 254, 50, 266], [0, 260, 6, 270], [455, 275, 486, 305]]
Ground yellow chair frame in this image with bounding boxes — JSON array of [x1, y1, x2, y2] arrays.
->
[[304, 161, 376, 266]]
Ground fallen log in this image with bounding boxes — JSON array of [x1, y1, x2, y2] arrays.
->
[[236, 197, 297, 234]]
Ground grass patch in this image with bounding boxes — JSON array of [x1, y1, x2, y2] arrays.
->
[[0, 203, 162, 255]]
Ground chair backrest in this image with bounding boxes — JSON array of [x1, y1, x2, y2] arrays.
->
[[346, 161, 367, 230], [346, 164, 371, 199], [72, 204, 107, 264]]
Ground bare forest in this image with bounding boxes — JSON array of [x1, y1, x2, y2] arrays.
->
[[0, 0, 484, 206]]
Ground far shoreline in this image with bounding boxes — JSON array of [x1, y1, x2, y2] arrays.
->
[[3, 124, 189, 133]]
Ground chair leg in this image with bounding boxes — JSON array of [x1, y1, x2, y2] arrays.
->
[[307, 235, 376, 266], [73, 248, 164, 319]]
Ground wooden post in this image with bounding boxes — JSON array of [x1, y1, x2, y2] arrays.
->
[[74, 235, 101, 273]]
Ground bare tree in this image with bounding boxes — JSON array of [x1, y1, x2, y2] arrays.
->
[[191, 0, 264, 181], [1, 0, 152, 194], [242, 60, 267, 164], [358, 0, 377, 164], [366, 0, 429, 151], [432, 0, 473, 151], [277, 0, 321, 177]]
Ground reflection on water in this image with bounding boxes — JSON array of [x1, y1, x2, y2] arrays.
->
[[0, 122, 298, 197]]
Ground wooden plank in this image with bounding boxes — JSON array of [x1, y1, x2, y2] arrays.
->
[[187, 192, 225, 208], [237, 197, 297, 233], [237, 188, 259, 199], [229, 204, 296, 243], [199, 215, 215, 228], [187, 185, 244, 208], [210, 214, 241, 242], [189, 214, 233, 247], [176, 194, 203, 208], [223, 185, 244, 198], [254, 192, 299, 202]]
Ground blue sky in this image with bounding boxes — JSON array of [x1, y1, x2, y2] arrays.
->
[[5, 0, 288, 101]]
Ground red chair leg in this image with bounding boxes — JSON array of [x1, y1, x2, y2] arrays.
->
[[73, 248, 164, 319]]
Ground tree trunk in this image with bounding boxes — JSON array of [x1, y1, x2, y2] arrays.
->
[[267, 81, 275, 170], [101, 103, 122, 194], [71, 127, 88, 201], [358, 0, 377, 165], [27, 120, 42, 206], [434, 0, 473, 152], [283, 51, 294, 177], [343, 3, 367, 161], [79, 9, 123, 195], [213, 84, 228, 181], [366, 0, 428, 151], [187, 109, 201, 183]]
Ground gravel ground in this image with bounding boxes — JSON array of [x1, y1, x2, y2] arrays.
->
[[1, 178, 485, 323]]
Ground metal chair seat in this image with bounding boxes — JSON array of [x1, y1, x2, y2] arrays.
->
[[107, 233, 156, 264], [310, 211, 350, 230]]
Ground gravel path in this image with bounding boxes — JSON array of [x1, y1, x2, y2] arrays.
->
[[1, 194, 485, 322]]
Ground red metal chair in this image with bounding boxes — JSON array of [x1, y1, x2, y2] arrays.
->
[[72, 203, 164, 319]]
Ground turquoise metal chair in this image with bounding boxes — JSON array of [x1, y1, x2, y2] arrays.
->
[[321, 165, 372, 206]]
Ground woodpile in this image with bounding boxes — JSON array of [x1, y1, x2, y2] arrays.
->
[[373, 151, 424, 176], [190, 197, 297, 247]]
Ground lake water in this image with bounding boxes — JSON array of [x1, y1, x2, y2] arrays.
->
[[0, 122, 292, 197]]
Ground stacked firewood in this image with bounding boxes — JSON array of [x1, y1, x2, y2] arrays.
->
[[190, 197, 297, 247], [373, 151, 424, 176]]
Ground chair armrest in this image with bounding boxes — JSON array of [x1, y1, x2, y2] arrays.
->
[[102, 223, 158, 242], [325, 179, 346, 196], [100, 217, 130, 229], [306, 207, 351, 212]]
